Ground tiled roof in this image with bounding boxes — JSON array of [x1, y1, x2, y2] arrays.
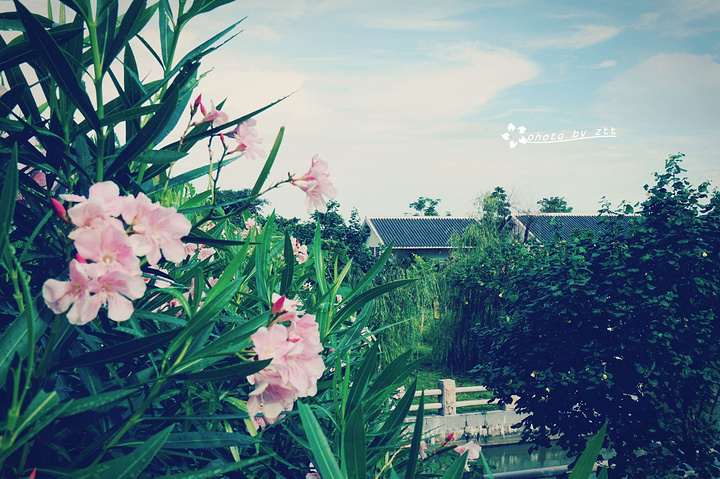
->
[[513, 214, 633, 243], [366, 217, 478, 249]]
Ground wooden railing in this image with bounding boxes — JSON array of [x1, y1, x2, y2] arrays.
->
[[408, 379, 509, 416]]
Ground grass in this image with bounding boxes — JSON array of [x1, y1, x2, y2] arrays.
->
[[404, 353, 499, 413]]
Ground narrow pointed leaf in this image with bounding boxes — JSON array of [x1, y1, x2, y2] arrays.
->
[[105, 80, 182, 178], [177, 359, 270, 382], [442, 452, 469, 479], [405, 393, 424, 479], [72, 425, 173, 479], [568, 421, 607, 479], [50, 329, 180, 371], [298, 402, 344, 479], [344, 404, 366, 479], [13, 0, 100, 130]]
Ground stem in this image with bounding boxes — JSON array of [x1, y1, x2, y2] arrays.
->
[[88, 21, 105, 182]]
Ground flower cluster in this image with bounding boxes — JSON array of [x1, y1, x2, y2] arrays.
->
[[193, 95, 265, 160], [247, 294, 325, 428], [42, 182, 192, 325], [290, 236, 308, 264]]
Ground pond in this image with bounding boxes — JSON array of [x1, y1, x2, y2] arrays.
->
[[476, 441, 572, 478]]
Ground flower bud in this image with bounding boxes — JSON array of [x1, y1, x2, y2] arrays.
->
[[50, 198, 68, 222]]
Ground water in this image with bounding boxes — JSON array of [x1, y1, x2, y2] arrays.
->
[[479, 441, 571, 477]]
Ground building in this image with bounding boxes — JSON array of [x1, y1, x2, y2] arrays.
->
[[364, 216, 478, 260], [509, 213, 635, 244]]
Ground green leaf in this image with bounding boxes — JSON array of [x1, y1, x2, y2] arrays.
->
[[405, 393, 424, 479], [177, 0, 237, 27], [13, 390, 60, 438], [0, 23, 82, 72], [57, 0, 91, 21], [346, 342, 379, 414], [72, 425, 173, 479], [298, 402, 345, 479], [254, 214, 275, 303], [280, 232, 295, 295], [105, 76, 185, 178], [344, 404, 366, 479], [51, 329, 180, 372], [177, 359, 270, 382], [479, 448, 494, 479], [369, 379, 417, 454], [332, 279, 416, 328], [0, 144, 19, 268], [163, 95, 289, 152], [143, 154, 240, 193], [158, 456, 269, 478], [0, 307, 48, 386], [568, 421, 607, 479], [160, 431, 259, 449], [104, 0, 156, 74], [59, 387, 141, 417], [443, 451, 469, 479], [13, 0, 100, 131], [250, 127, 284, 197]]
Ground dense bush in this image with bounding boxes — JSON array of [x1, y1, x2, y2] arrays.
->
[[476, 155, 720, 478]]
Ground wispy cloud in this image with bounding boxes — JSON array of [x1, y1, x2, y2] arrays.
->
[[594, 53, 720, 129], [364, 16, 469, 32], [635, 0, 720, 36], [588, 60, 617, 69], [529, 24, 622, 50]]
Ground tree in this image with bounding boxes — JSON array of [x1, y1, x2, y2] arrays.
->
[[214, 187, 269, 221], [409, 196, 441, 216], [537, 196, 573, 213], [479, 187, 511, 230], [278, 200, 375, 276], [475, 155, 720, 478]]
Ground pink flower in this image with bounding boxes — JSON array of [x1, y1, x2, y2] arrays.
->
[[291, 237, 308, 264], [194, 100, 229, 127], [43, 260, 94, 324], [246, 379, 296, 424], [271, 294, 300, 315], [73, 227, 140, 275], [42, 261, 146, 324], [291, 155, 337, 214], [51, 198, 68, 222], [419, 440, 427, 460], [84, 269, 147, 323], [125, 197, 192, 266], [228, 119, 266, 160], [63, 181, 126, 217], [454, 440, 481, 471], [247, 313, 325, 426]]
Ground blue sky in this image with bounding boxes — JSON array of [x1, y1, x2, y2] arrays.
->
[[11, 0, 720, 219]]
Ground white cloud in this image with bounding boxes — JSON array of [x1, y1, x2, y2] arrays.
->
[[364, 16, 469, 32], [635, 0, 720, 36], [529, 24, 622, 50], [594, 53, 720, 130], [589, 60, 617, 69], [312, 43, 539, 124]]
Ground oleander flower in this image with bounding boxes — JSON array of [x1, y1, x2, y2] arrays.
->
[[125, 198, 192, 266], [454, 440, 482, 471], [291, 236, 308, 264], [73, 226, 140, 275], [228, 119, 266, 160], [291, 155, 337, 214], [247, 307, 325, 426], [194, 100, 229, 127]]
